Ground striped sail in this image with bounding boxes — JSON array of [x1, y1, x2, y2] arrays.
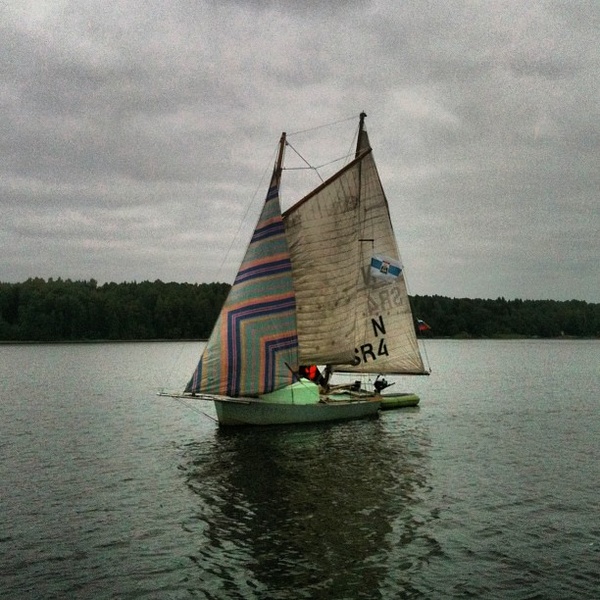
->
[[283, 127, 426, 375], [185, 161, 299, 397]]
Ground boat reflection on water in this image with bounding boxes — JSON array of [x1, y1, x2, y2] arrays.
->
[[179, 415, 442, 598]]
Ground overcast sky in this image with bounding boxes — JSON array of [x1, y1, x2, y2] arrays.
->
[[2, 1, 598, 302]]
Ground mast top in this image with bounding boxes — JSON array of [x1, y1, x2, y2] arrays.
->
[[275, 132, 286, 173], [356, 112, 369, 157]]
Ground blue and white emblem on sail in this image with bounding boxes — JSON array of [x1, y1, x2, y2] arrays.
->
[[370, 255, 402, 281]]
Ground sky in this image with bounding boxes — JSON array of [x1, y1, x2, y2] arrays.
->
[[2, 1, 599, 302]]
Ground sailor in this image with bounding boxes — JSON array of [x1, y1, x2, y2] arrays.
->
[[299, 364, 320, 382]]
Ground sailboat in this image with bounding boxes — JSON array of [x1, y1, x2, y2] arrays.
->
[[167, 113, 429, 426]]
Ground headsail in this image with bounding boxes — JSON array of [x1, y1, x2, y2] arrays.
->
[[283, 114, 426, 375], [186, 134, 299, 396]]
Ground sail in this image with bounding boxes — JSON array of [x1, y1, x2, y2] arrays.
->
[[283, 125, 426, 374], [186, 141, 299, 397]]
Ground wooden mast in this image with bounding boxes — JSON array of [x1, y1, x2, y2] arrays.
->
[[276, 132, 286, 177]]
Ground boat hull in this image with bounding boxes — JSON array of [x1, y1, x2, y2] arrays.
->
[[379, 393, 420, 410], [214, 397, 380, 427]]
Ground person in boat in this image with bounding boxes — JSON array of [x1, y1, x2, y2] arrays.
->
[[298, 364, 331, 390]]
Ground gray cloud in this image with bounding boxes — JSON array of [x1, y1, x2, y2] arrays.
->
[[1, 0, 599, 301]]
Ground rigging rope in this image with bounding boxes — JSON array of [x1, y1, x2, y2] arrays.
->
[[287, 113, 357, 137], [401, 265, 433, 374], [284, 143, 354, 183], [205, 112, 362, 287], [284, 141, 323, 182], [284, 112, 360, 179], [172, 395, 219, 423], [216, 144, 279, 277]]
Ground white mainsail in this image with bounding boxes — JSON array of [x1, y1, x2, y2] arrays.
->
[[283, 117, 426, 375]]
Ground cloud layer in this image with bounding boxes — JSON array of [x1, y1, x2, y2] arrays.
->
[[2, 1, 599, 301]]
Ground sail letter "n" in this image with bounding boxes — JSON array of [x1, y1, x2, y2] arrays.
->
[[372, 315, 386, 337]]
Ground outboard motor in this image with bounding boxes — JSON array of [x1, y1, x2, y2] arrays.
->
[[373, 375, 394, 393]]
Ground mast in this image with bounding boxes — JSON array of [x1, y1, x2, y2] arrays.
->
[[276, 132, 286, 177], [356, 111, 370, 158]]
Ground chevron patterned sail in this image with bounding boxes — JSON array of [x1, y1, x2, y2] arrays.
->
[[185, 145, 299, 397]]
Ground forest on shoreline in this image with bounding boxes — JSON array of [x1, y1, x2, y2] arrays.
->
[[0, 278, 598, 342]]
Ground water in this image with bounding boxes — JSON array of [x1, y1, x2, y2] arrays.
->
[[1, 340, 599, 599]]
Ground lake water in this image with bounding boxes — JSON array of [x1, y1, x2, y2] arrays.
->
[[1, 340, 599, 599]]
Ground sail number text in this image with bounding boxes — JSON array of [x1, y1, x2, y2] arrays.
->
[[353, 315, 389, 365]]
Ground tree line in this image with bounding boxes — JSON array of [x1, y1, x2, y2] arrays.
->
[[0, 278, 598, 342], [0, 278, 229, 342], [410, 294, 600, 339]]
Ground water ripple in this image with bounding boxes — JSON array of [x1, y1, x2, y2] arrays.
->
[[1, 341, 599, 598]]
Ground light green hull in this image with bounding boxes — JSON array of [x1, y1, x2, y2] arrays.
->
[[163, 380, 381, 427], [212, 379, 380, 427], [379, 393, 420, 410], [214, 397, 380, 426]]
